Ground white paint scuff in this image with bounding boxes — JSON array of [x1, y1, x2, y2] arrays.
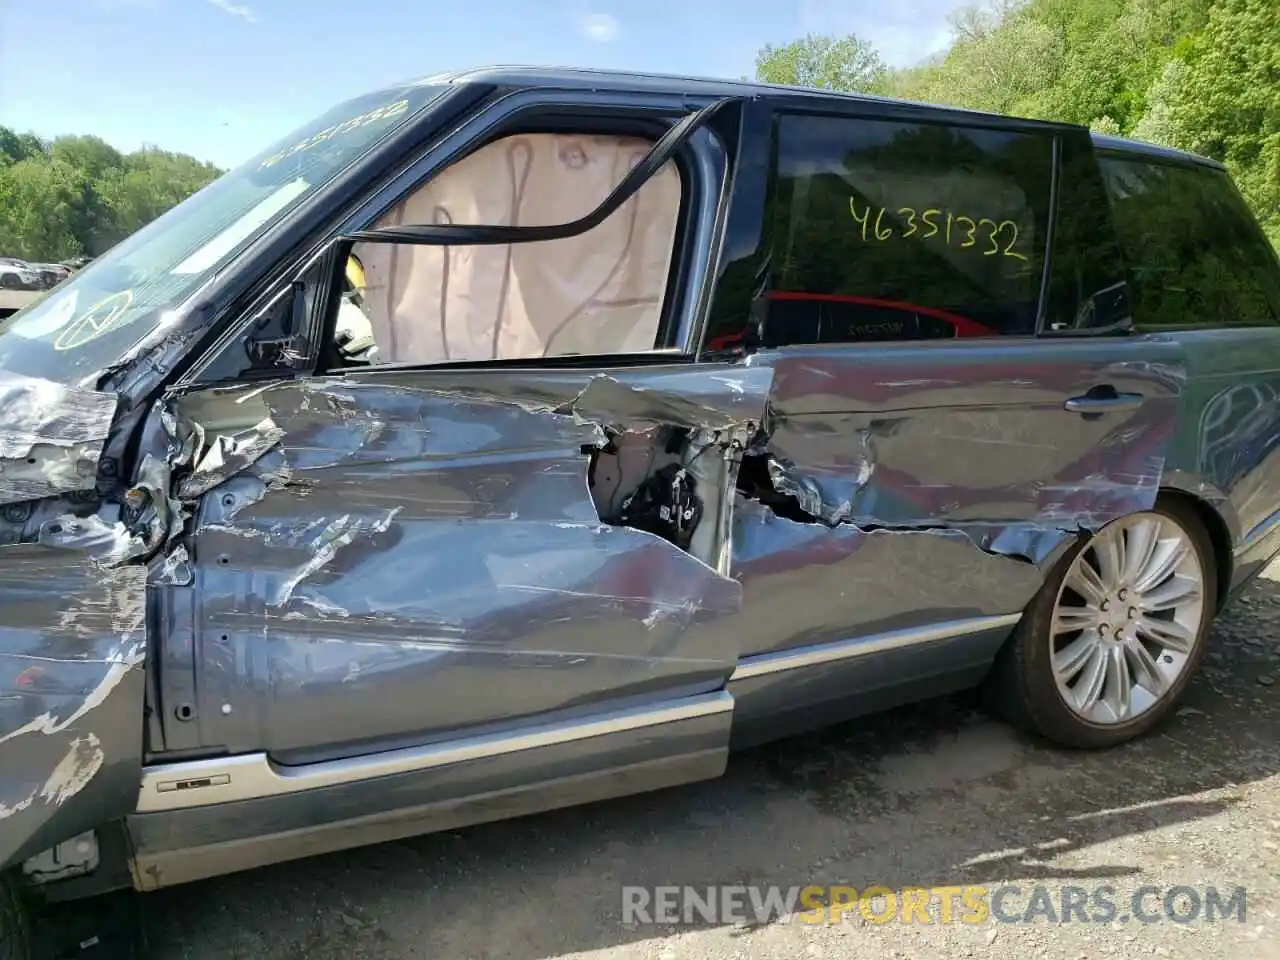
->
[[0, 639, 145, 748]]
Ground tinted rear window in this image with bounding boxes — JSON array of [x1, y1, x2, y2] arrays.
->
[[765, 114, 1053, 344], [1099, 156, 1280, 327]]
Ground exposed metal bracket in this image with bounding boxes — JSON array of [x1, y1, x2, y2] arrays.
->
[[22, 829, 100, 885]]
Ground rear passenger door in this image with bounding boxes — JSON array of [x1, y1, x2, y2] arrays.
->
[[716, 104, 1191, 669]]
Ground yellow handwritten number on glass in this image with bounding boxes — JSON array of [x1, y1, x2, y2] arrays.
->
[[999, 221, 1028, 260], [922, 209, 940, 239], [849, 198, 871, 242], [956, 215, 977, 248], [899, 208, 918, 238], [978, 218, 1000, 255], [874, 208, 893, 240]]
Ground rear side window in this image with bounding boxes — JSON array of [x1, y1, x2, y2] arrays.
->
[[1099, 156, 1280, 328], [764, 114, 1053, 345]]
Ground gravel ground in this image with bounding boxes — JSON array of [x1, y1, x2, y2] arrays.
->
[[137, 562, 1280, 960]]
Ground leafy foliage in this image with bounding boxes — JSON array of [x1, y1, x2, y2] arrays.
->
[[754, 34, 889, 93], [754, 0, 1279, 246], [0, 129, 222, 262]]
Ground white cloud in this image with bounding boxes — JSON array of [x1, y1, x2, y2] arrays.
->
[[794, 0, 963, 67], [579, 11, 620, 43], [206, 0, 258, 23]]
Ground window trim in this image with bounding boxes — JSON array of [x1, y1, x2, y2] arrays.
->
[[1035, 130, 1135, 340], [1032, 134, 1061, 336]]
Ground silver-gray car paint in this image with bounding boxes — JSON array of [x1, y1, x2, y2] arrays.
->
[[2, 69, 1278, 889]]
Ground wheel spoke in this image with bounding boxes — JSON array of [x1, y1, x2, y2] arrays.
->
[[1133, 537, 1189, 594], [1066, 557, 1107, 605], [1136, 615, 1196, 654], [1052, 606, 1098, 636], [1138, 574, 1200, 613], [1072, 644, 1109, 713], [1054, 634, 1099, 682], [1120, 519, 1159, 583], [1092, 530, 1125, 591], [1125, 639, 1168, 698], [1102, 645, 1132, 719]]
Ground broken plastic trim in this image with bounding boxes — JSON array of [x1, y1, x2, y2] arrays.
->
[[340, 96, 740, 247]]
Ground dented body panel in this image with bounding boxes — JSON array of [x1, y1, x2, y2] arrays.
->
[[727, 340, 1185, 658], [0, 557, 146, 868], [0, 374, 149, 868], [752, 342, 1181, 530], [149, 366, 766, 761]]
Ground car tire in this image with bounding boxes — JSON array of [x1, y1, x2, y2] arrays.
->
[[0, 872, 31, 960], [983, 498, 1218, 749]]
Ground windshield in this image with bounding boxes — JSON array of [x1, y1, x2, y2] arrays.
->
[[0, 80, 448, 385]]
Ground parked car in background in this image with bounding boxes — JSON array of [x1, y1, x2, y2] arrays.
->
[[0, 66, 1277, 959], [0, 259, 59, 319], [27, 263, 71, 285], [0, 259, 41, 290]]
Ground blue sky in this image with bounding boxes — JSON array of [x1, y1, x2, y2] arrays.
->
[[0, 0, 958, 170]]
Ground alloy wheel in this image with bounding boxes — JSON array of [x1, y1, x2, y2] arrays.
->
[[1050, 511, 1207, 726]]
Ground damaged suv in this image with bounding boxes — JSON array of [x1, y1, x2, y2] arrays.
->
[[2, 67, 1279, 948]]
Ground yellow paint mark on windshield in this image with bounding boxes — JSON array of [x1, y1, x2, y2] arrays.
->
[[53, 289, 135, 351], [259, 99, 411, 170]]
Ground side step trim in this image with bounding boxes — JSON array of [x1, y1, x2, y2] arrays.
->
[[136, 690, 734, 813], [729, 613, 1023, 682], [130, 749, 725, 890]]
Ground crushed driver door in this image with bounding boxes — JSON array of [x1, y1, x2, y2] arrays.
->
[[135, 96, 764, 827]]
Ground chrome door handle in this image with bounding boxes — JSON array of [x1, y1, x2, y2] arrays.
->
[[1064, 391, 1144, 414]]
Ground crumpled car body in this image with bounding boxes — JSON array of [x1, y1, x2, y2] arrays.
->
[[1, 67, 1278, 902]]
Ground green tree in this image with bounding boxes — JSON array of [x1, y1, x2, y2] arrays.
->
[[1163, 0, 1280, 244], [0, 124, 222, 260], [0, 160, 87, 260], [917, 13, 1066, 114], [49, 135, 124, 183], [754, 33, 889, 93]]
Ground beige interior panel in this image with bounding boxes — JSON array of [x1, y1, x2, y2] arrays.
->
[[352, 133, 682, 364]]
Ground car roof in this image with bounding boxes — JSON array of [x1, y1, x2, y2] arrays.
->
[[1088, 132, 1224, 171], [413, 64, 1068, 125], [409, 65, 1224, 171]]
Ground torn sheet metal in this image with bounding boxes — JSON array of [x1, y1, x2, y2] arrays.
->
[[0, 538, 147, 869], [164, 366, 774, 511], [36, 507, 150, 567], [745, 345, 1185, 529], [177, 417, 286, 500], [715, 496, 1053, 659], [0, 373, 119, 505], [569, 366, 773, 435], [217, 364, 775, 430], [155, 365, 769, 761]]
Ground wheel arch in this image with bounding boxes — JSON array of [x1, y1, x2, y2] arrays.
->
[[1156, 486, 1233, 614]]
